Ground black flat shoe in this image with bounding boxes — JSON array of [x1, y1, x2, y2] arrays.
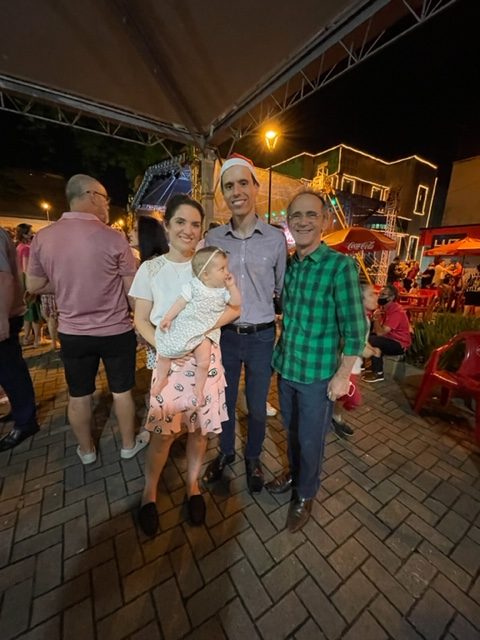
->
[[138, 502, 159, 537], [287, 496, 313, 533], [0, 426, 39, 451], [245, 458, 264, 493], [187, 494, 206, 526], [265, 472, 292, 494], [203, 453, 235, 484]]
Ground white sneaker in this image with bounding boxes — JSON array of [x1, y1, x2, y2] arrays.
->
[[120, 434, 149, 460], [76, 446, 97, 465], [266, 402, 277, 417]]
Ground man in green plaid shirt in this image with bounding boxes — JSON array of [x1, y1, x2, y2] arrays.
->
[[269, 190, 367, 532]]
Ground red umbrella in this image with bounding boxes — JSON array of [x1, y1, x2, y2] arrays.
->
[[323, 227, 397, 254]]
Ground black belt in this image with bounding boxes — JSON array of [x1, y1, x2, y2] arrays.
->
[[223, 321, 275, 335]]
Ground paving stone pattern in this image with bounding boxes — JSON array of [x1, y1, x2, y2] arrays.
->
[[0, 347, 479, 639]]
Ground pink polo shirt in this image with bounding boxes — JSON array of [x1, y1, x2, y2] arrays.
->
[[28, 212, 136, 336]]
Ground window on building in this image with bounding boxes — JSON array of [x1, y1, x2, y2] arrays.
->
[[414, 185, 429, 215], [341, 177, 355, 193], [371, 186, 382, 200], [407, 235, 419, 259]]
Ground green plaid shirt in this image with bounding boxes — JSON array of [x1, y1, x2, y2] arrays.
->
[[273, 242, 367, 383]]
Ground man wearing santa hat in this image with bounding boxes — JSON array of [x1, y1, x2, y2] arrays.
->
[[204, 155, 287, 493]]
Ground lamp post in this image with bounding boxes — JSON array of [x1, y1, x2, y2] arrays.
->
[[264, 128, 280, 224], [40, 201, 51, 222]]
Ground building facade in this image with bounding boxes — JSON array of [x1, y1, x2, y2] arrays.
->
[[441, 156, 480, 226], [274, 144, 438, 260]]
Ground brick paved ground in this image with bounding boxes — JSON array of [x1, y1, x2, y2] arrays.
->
[[1, 345, 479, 639]]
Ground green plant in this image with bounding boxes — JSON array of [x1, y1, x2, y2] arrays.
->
[[407, 313, 480, 368]]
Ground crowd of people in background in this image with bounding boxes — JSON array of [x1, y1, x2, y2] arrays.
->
[[386, 254, 479, 316], [0, 158, 478, 540]]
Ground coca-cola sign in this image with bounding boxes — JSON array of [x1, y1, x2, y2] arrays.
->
[[346, 241, 376, 252]]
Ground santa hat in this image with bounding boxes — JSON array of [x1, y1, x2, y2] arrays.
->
[[220, 153, 258, 184]]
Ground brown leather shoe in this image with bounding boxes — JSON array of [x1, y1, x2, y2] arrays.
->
[[265, 472, 292, 494], [287, 496, 313, 533]]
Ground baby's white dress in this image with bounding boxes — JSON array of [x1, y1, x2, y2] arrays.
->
[[155, 277, 230, 358]]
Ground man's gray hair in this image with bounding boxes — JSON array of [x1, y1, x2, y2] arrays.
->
[[287, 188, 328, 217], [65, 174, 96, 206]]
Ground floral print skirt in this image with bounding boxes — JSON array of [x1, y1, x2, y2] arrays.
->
[[146, 342, 227, 436]]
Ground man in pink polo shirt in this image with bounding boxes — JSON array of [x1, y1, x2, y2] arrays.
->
[[27, 174, 146, 464], [363, 284, 412, 383]]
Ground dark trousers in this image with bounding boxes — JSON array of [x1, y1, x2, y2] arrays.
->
[[278, 375, 333, 499], [0, 316, 38, 433], [219, 326, 275, 459], [369, 334, 405, 374]]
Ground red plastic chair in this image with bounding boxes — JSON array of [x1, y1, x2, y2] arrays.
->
[[414, 331, 480, 441]]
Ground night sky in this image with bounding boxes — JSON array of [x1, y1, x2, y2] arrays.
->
[[231, 0, 480, 224], [0, 0, 478, 215]]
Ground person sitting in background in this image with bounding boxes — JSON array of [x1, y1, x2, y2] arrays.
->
[[362, 284, 412, 383]]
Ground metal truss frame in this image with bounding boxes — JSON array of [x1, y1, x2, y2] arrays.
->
[[224, 0, 459, 143], [0, 0, 459, 148], [0, 76, 191, 150]]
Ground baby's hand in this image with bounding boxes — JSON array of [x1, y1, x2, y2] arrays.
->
[[225, 272, 236, 288], [159, 318, 171, 332]]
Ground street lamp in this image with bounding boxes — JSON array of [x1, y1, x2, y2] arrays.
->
[[40, 201, 51, 222], [264, 129, 280, 224]]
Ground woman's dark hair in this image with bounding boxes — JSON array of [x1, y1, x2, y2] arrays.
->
[[15, 223, 32, 243], [138, 215, 169, 262], [164, 193, 205, 224]]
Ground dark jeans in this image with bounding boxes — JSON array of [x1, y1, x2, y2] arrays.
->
[[369, 334, 405, 373], [0, 316, 38, 433], [219, 326, 275, 459], [278, 375, 333, 499]]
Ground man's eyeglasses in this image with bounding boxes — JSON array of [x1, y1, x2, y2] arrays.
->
[[287, 211, 323, 223], [83, 190, 111, 204]]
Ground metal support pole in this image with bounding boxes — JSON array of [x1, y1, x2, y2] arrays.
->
[[196, 147, 216, 227], [267, 166, 272, 224]]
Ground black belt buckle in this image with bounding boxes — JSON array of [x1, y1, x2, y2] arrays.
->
[[235, 324, 252, 334], [225, 321, 274, 335]]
